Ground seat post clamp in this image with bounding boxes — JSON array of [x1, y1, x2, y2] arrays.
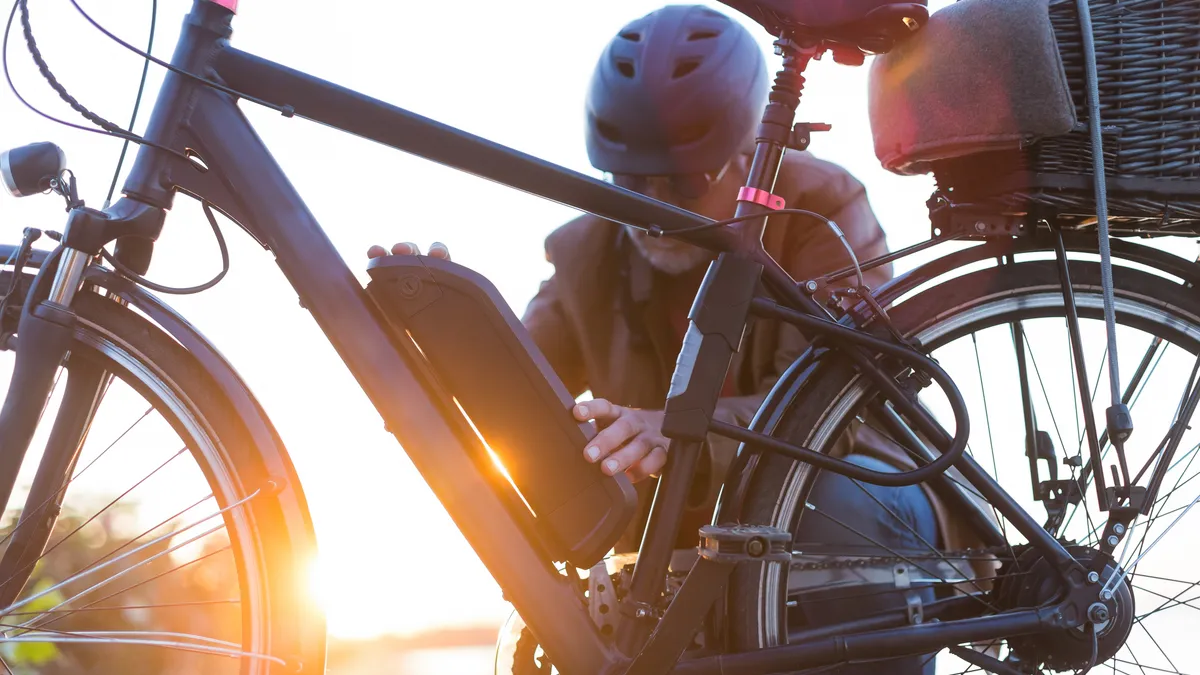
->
[[736, 187, 786, 211]]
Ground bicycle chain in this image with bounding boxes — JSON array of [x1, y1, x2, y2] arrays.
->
[[790, 545, 1013, 572]]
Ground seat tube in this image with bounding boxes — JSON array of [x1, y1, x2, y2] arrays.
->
[[617, 37, 814, 654], [619, 253, 765, 653]]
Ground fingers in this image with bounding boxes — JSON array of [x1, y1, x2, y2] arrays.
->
[[626, 445, 668, 482], [574, 398, 621, 426], [596, 436, 655, 476], [368, 242, 452, 260], [428, 241, 451, 260], [583, 416, 638, 464]]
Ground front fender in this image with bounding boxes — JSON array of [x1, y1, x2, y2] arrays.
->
[[81, 266, 319, 559], [1, 243, 318, 591]]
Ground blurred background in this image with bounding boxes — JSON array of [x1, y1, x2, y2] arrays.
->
[[9, 0, 1188, 673]]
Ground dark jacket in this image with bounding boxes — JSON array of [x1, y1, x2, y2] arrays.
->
[[522, 150, 896, 551]]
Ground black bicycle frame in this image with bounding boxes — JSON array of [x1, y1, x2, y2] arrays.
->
[[44, 1, 1094, 672]]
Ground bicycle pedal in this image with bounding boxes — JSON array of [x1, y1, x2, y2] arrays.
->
[[698, 525, 790, 563]]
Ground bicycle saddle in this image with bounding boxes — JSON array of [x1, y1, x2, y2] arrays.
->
[[719, 0, 929, 53]]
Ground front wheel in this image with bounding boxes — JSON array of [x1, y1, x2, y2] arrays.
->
[[729, 254, 1200, 675], [0, 269, 323, 674]]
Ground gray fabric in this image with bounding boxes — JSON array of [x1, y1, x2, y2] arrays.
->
[[867, 0, 1077, 176]]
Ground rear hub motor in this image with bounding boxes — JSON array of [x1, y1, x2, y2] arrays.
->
[[993, 544, 1134, 672]]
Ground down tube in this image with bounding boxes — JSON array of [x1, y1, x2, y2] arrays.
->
[[179, 93, 621, 674]]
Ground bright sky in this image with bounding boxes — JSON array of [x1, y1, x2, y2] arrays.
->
[[4, 0, 1197, 650]]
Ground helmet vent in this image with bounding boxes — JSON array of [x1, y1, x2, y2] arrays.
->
[[672, 60, 700, 79], [672, 122, 708, 145], [615, 59, 636, 78], [596, 120, 624, 143], [618, 30, 641, 42], [687, 30, 719, 41]]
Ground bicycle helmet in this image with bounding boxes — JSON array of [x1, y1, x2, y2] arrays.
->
[[585, 5, 769, 177]]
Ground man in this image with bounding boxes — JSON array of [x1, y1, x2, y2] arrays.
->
[[371, 5, 943, 672]]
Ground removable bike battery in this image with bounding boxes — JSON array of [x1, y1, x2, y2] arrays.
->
[[366, 255, 637, 568]]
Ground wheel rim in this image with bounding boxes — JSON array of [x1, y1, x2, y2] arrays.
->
[[761, 270, 1200, 674], [0, 307, 275, 673]]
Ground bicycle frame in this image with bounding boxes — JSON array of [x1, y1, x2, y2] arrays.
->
[[6, 1, 1116, 673]]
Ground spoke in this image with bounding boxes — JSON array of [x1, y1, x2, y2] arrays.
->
[[974, 334, 1014, 549], [1130, 573, 1199, 586], [1102, 492, 1199, 597], [859, 417, 989, 503], [2, 598, 238, 616], [1137, 619, 1178, 674], [0, 405, 155, 552], [918, 649, 939, 672], [1077, 343, 1110, 454], [1023, 327, 1070, 461], [971, 334, 999, 465], [1133, 584, 1200, 617], [0, 446, 191, 595], [1135, 469, 1200, 531], [14, 522, 225, 628], [841, 475, 993, 599], [1124, 642, 1151, 675], [1134, 354, 1200, 527], [802, 502, 1000, 613], [0, 621, 239, 649], [1063, 342, 1167, 536], [82, 492, 214, 572], [945, 638, 1001, 675], [1, 489, 258, 620], [1069, 319, 1082, 455], [1164, 440, 1200, 476], [30, 545, 231, 633], [1025, 326, 1099, 540], [0, 634, 284, 665], [1110, 659, 1179, 675], [861, 411, 1019, 569], [0, 490, 213, 615], [1137, 437, 1200, 571]]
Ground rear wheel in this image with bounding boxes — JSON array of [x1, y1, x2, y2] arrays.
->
[[730, 255, 1200, 674], [0, 270, 323, 673]]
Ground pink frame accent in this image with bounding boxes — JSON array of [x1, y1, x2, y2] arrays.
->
[[736, 186, 786, 211], [206, 0, 238, 13]]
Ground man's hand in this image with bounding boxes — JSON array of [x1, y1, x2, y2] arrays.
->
[[367, 241, 451, 260], [574, 398, 669, 482]]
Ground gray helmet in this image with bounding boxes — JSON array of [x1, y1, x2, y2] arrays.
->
[[585, 5, 769, 177]]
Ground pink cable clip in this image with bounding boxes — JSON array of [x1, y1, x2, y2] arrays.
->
[[737, 187, 786, 211], [206, 0, 238, 13]]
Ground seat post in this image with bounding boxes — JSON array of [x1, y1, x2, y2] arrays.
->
[[735, 36, 818, 251]]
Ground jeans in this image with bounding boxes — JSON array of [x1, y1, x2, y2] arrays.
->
[[791, 454, 939, 675]]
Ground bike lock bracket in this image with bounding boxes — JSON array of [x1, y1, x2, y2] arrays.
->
[[661, 254, 763, 443]]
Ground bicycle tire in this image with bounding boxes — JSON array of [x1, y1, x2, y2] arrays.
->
[[727, 256, 1200, 669], [1, 270, 324, 674]]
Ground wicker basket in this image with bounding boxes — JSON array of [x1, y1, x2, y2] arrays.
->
[[931, 0, 1200, 236]]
